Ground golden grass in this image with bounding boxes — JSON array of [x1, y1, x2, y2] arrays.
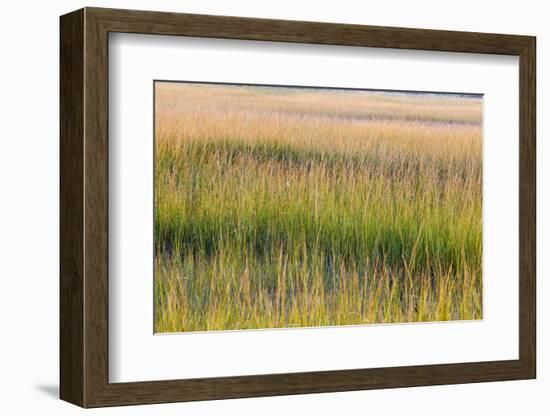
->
[[154, 82, 482, 333]]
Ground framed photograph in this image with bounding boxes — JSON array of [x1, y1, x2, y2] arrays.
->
[[60, 7, 536, 407]]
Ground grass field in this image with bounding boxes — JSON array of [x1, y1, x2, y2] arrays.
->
[[154, 82, 482, 333]]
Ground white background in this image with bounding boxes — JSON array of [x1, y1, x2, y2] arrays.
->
[[110, 34, 519, 382], [0, 0, 546, 414]]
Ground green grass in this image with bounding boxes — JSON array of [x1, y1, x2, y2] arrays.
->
[[154, 83, 482, 333]]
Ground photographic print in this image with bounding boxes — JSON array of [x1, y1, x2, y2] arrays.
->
[[154, 81, 482, 333]]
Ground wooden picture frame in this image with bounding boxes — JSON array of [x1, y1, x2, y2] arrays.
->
[[60, 7, 536, 408]]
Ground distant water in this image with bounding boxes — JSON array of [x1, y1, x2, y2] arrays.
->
[[158, 80, 483, 99]]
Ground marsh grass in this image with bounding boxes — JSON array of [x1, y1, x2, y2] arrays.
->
[[154, 83, 482, 333]]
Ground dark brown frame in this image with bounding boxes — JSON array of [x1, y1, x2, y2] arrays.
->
[[60, 7, 536, 408]]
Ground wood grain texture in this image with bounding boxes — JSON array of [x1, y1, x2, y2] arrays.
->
[[83, 10, 110, 406], [59, 7, 537, 408], [59, 8, 84, 407], [88, 7, 532, 54], [519, 38, 537, 376]]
